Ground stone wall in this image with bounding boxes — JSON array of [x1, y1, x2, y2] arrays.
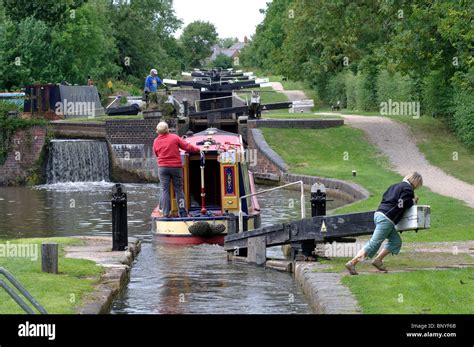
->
[[0, 126, 47, 185], [50, 121, 106, 139]]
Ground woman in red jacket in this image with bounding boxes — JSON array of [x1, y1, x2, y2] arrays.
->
[[153, 122, 200, 217]]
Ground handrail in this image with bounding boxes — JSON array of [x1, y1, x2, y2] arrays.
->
[[238, 181, 305, 233], [0, 267, 47, 314]]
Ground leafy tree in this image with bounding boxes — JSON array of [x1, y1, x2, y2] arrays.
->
[[0, 17, 59, 90], [180, 21, 218, 67], [108, 0, 183, 80], [219, 37, 239, 49], [240, 0, 291, 72], [52, 0, 120, 83], [3, 0, 85, 24], [211, 54, 233, 69]]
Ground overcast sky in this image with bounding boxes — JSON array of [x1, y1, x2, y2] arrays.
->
[[173, 0, 270, 41]]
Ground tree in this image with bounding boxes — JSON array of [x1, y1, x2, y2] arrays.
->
[[240, 0, 292, 71], [211, 54, 233, 69], [108, 0, 183, 80], [3, 0, 85, 24], [180, 21, 218, 67], [0, 17, 59, 90], [219, 37, 238, 49], [52, 0, 120, 84]]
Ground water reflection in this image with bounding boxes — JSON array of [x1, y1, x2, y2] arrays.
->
[[112, 242, 311, 314], [0, 183, 346, 314]]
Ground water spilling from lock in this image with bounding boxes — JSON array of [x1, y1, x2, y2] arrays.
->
[[46, 140, 110, 184]]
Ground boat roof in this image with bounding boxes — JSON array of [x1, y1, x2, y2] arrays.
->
[[182, 128, 242, 152]]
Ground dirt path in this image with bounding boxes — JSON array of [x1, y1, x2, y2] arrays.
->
[[341, 114, 474, 208], [271, 82, 308, 101]]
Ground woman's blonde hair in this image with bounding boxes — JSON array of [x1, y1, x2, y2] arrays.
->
[[156, 122, 169, 135], [404, 172, 423, 189]]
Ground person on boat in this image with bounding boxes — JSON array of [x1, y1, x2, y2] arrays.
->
[[153, 122, 200, 218], [345, 172, 423, 275]]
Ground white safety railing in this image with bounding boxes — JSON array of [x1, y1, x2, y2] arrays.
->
[[238, 181, 305, 233]]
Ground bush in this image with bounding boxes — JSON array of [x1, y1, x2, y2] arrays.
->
[[422, 70, 453, 118], [344, 71, 357, 110], [354, 72, 373, 111], [210, 54, 233, 69], [445, 70, 474, 148], [376, 70, 417, 106], [326, 72, 347, 107]]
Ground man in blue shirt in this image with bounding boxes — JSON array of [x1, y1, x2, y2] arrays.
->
[[144, 68, 163, 93]]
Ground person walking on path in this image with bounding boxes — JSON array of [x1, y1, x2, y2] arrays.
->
[[345, 172, 424, 275], [153, 122, 200, 218]]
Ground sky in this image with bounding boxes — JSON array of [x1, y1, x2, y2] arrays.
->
[[173, 0, 270, 41]]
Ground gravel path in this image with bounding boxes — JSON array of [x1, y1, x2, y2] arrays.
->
[[342, 114, 474, 208], [271, 82, 308, 101]]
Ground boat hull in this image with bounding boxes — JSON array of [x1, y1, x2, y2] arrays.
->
[[155, 234, 226, 245], [152, 215, 259, 245]]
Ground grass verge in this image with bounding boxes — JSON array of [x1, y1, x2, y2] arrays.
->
[[0, 238, 103, 314], [261, 127, 474, 242], [341, 267, 474, 314]]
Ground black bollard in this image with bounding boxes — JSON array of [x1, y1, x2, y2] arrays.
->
[[311, 183, 326, 217], [112, 183, 128, 251]]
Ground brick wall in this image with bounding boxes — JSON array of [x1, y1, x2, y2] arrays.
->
[[0, 126, 47, 185], [105, 118, 163, 180]]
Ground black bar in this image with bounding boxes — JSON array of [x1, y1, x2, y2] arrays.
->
[[112, 184, 128, 251]]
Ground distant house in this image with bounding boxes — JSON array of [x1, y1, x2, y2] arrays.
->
[[209, 36, 248, 63]]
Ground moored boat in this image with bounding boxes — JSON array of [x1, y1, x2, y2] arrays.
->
[[151, 128, 260, 245]]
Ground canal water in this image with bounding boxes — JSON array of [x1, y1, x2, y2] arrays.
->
[[0, 183, 344, 314]]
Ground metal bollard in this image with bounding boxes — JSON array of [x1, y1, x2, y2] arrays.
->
[[311, 183, 326, 217], [112, 183, 128, 251]]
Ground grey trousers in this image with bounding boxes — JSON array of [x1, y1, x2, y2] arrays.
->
[[159, 166, 186, 217]]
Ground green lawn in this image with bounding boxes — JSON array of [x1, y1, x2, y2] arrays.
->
[[261, 127, 474, 242], [235, 88, 289, 105], [315, 110, 474, 185], [0, 238, 103, 314], [314, 253, 474, 273], [342, 268, 474, 314]]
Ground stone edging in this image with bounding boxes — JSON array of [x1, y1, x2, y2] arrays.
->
[[294, 263, 361, 314], [251, 129, 288, 172], [64, 236, 141, 314]]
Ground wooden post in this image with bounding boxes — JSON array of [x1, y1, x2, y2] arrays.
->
[[42, 243, 58, 274], [247, 236, 266, 266]]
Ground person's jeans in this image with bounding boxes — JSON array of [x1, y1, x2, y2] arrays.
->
[[363, 212, 402, 258], [158, 167, 186, 217]]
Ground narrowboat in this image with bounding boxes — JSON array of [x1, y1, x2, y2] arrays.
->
[[151, 128, 261, 245]]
